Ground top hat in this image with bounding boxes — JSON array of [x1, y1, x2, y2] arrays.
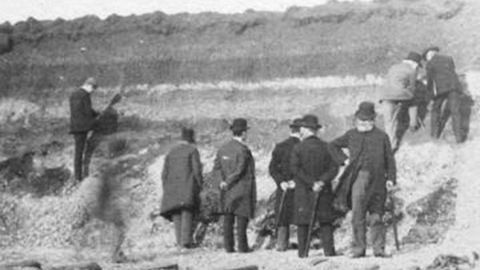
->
[[405, 51, 422, 66], [230, 118, 249, 132], [422, 46, 440, 60], [355, 101, 377, 121], [289, 118, 303, 129], [181, 127, 195, 143], [299, 115, 322, 129]]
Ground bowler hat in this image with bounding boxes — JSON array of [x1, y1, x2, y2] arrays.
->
[[84, 77, 98, 88], [181, 127, 195, 143], [405, 51, 422, 66], [289, 118, 303, 128], [230, 118, 249, 132], [355, 101, 377, 120], [299, 115, 322, 129], [422, 46, 440, 60]]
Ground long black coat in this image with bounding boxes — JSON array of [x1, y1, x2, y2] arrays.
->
[[268, 136, 300, 226], [213, 139, 256, 219], [290, 136, 339, 225], [69, 88, 98, 133], [329, 127, 396, 215], [160, 143, 203, 221]]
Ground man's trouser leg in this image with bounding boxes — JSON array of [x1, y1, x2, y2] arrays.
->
[[277, 226, 289, 251], [431, 94, 447, 139], [319, 223, 336, 256], [237, 215, 250, 252], [447, 91, 463, 143], [73, 132, 88, 181], [180, 210, 193, 247], [172, 212, 182, 246], [297, 225, 308, 258], [382, 101, 401, 151], [369, 213, 386, 256], [351, 170, 370, 256], [223, 214, 235, 252]]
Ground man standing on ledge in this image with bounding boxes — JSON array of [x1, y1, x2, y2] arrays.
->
[[213, 118, 257, 253], [69, 77, 98, 182], [268, 118, 302, 251], [423, 46, 464, 143], [379, 51, 422, 152], [329, 102, 396, 258], [290, 115, 339, 258]]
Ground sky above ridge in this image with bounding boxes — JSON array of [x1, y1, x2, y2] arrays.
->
[[0, 0, 373, 24]]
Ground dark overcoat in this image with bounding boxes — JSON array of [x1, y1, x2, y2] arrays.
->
[[268, 136, 300, 226], [290, 136, 339, 225], [213, 139, 256, 219], [160, 142, 203, 221], [426, 54, 461, 96], [69, 88, 98, 133], [329, 127, 396, 215]]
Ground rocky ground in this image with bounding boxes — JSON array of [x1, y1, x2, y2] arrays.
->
[[0, 80, 478, 270]]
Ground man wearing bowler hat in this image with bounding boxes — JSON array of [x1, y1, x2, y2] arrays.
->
[[69, 77, 99, 182], [268, 118, 302, 251], [329, 102, 396, 258], [290, 115, 339, 258], [379, 52, 423, 152], [213, 118, 257, 253], [423, 46, 464, 143], [160, 127, 203, 249]]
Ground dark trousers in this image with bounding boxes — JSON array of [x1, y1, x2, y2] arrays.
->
[[172, 209, 194, 247], [277, 226, 290, 251], [431, 90, 463, 143], [351, 170, 386, 256], [297, 223, 335, 258], [73, 132, 88, 181], [223, 213, 249, 252]]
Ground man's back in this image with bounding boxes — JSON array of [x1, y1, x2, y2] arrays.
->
[[69, 88, 96, 133], [427, 54, 461, 95]]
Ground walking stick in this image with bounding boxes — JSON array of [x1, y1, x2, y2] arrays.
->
[[386, 188, 400, 251], [304, 191, 321, 257], [275, 189, 289, 230]]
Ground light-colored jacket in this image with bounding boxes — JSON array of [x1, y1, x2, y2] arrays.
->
[[380, 61, 418, 101]]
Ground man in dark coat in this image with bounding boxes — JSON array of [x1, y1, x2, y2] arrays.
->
[[213, 118, 257, 253], [329, 102, 396, 258], [69, 77, 99, 181], [290, 115, 339, 258], [268, 118, 302, 251], [423, 46, 464, 143], [160, 128, 203, 249]]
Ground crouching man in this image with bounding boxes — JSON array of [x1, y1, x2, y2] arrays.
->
[[329, 102, 397, 258]]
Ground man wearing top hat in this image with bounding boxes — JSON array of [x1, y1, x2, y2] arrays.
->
[[268, 118, 302, 251], [423, 46, 464, 143], [160, 127, 203, 249], [213, 118, 257, 253], [329, 102, 396, 258], [290, 115, 339, 258], [69, 77, 99, 181], [379, 52, 423, 152]]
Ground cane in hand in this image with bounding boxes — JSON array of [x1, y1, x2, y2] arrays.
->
[[305, 188, 321, 257], [275, 189, 289, 231]]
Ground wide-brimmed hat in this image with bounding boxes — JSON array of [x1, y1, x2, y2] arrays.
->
[[405, 51, 422, 66], [84, 77, 98, 88], [355, 101, 377, 121], [422, 46, 440, 60], [289, 118, 303, 128], [299, 115, 322, 129], [230, 118, 249, 132], [181, 127, 195, 143]]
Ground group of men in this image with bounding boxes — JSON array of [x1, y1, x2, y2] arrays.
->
[[69, 45, 464, 258]]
